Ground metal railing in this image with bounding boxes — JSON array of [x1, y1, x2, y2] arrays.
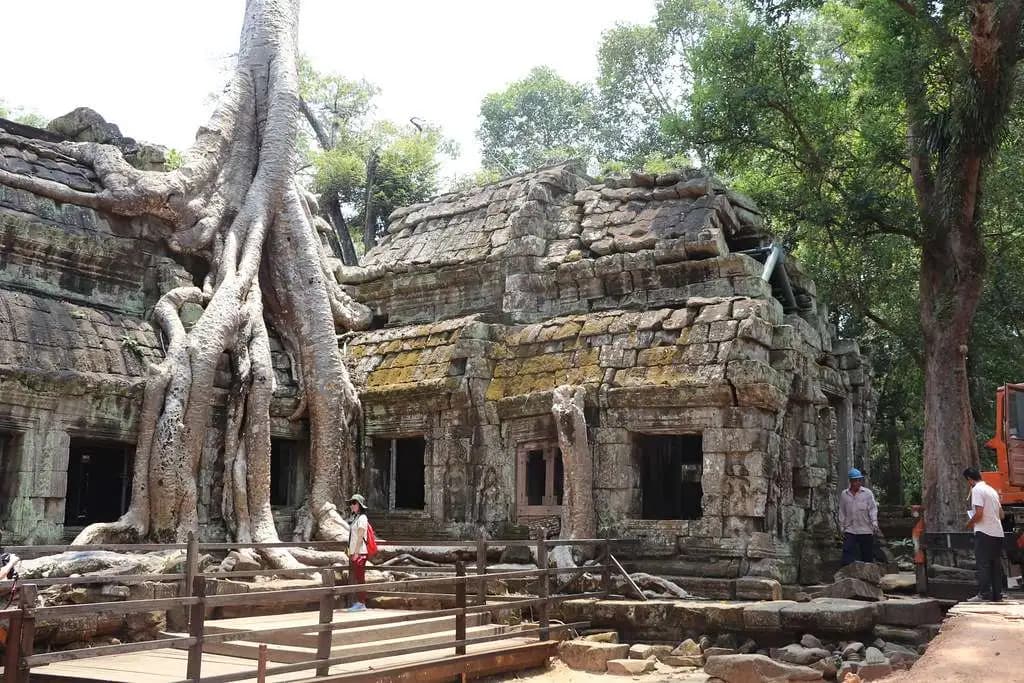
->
[[0, 536, 619, 683]]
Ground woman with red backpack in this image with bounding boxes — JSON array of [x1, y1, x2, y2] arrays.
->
[[346, 494, 377, 612]]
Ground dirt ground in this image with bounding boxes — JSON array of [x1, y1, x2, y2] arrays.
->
[[879, 598, 1024, 683]]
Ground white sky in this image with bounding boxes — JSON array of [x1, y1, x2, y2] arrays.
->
[[1, 1, 656, 180]]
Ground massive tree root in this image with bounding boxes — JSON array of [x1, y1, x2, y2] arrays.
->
[[1, 0, 368, 567], [550, 386, 596, 571]]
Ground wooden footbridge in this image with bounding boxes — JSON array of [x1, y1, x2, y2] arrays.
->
[[0, 537, 619, 683]]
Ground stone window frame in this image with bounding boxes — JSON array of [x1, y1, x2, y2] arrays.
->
[[515, 440, 563, 517]]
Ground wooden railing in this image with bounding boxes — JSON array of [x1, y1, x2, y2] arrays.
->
[[0, 537, 621, 683]]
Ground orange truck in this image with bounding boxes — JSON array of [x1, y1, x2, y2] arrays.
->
[[984, 383, 1024, 521]]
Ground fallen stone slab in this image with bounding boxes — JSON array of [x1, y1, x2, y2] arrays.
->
[[607, 657, 656, 675], [835, 561, 884, 585], [629, 643, 672, 660], [814, 577, 884, 602], [704, 654, 825, 682], [872, 623, 937, 647], [879, 572, 917, 592], [704, 647, 738, 657], [582, 630, 619, 643], [800, 634, 823, 649], [876, 598, 943, 626], [667, 638, 705, 666], [558, 639, 630, 672], [780, 598, 876, 633]]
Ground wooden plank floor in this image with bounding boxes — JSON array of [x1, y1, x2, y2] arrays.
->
[[30, 638, 540, 683]]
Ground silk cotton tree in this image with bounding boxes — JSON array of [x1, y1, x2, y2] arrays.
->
[[0, 0, 368, 567]]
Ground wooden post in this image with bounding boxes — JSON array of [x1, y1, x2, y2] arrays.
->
[[3, 609, 22, 683], [16, 584, 36, 683], [475, 539, 487, 606], [536, 536, 549, 641], [180, 531, 199, 628], [455, 561, 467, 655], [601, 538, 612, 597], [186, 576, 207, 682], [257, 643, 268, 683], [316, 567, 336, 677]]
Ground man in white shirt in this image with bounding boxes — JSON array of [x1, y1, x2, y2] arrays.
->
[[964, 468, 1005, 602], [838, 468, 879, 565], [347, 494, 370, 612]]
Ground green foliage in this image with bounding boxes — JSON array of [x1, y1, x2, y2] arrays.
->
[[300, 58, 455, 247], [0, 99, 47, 127], [477, 66, 598, 174], [165, 148, 184, 171]]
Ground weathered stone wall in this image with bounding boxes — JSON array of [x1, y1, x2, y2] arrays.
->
[[0, 121, 305, 544], [342, 164, 873, 582]]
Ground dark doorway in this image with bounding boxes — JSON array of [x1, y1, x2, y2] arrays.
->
[[65, 440, 133, 526], [371, 436, 426, 510], [636, 434, 703, 520], [270, 439, 307, 507]]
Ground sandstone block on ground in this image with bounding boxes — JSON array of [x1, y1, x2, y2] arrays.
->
[[667, 638, 705, 666], [879, 572, 917, 592], [607, 657, 656, 675], [875, 597, 942, 626], [704, 654, 825, 682], [815, 577, 883, 602], [558, 639, 630, 672], [770, 643, 832, 665], [872, 626, 937, 647], [629, 643, 670, 659]]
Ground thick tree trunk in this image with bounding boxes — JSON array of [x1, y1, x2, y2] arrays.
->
[[1, 0, 372, 563], [919, 230, 984, 532]]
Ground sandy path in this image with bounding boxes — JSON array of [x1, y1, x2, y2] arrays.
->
[[881, 599, 1024, 683]]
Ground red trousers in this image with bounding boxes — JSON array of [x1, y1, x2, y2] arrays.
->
[[350, 554, 367, 604]]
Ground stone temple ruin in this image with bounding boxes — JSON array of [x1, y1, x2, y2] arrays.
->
[[0, 115, 871, 585]]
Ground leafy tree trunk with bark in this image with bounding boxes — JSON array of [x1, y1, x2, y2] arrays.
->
[[0, 0, 369, 565], [904, 0, 1021, 531]]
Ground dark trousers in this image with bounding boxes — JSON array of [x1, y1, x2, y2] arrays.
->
[[974, 532, 1004, 599], [350, 554, 367, 604], [841, 533, 874, 565]]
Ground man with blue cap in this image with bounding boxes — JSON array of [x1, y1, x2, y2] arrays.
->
[[838, 468, 879, 565]]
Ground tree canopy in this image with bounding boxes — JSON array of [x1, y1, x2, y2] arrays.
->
[[477, 0, 1024, 517]]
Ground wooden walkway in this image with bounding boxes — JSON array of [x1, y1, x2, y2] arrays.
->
[[26, 639, 550, 683]]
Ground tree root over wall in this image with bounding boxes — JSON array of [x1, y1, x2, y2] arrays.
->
[[0, 0, 367, 569]]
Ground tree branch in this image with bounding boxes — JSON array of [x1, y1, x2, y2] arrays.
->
[[299, 97, 332, 150]]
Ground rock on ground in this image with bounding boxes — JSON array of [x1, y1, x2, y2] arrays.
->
[[770, 643, 832, 665], [557, 639, 630, 672], [835, 562, 883, 585], [607, 658, 655, 675], [704, 654, 825, 682], [875, 598, 943, 626]]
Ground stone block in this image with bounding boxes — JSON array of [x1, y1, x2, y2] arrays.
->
[[704, 654, 824, 682], [835, 561, 883, 585], [743, 601, 797, 631], [872, 623, 939, 646], [558, 639, 630, 672], [780, 598, 876, 634], [875, 598, 943, 627], [704, 602, 747, 631], [606, 658, 655, 675], [813, 577, 884, 602], [628, 643, 669, 660], [668, 638, 704, 666], [735, 576, 782, 601], [770, 643, 831, 665]]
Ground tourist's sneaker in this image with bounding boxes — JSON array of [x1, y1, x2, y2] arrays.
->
[[346, 602, 366, 612], [967, 594, 993, 602]]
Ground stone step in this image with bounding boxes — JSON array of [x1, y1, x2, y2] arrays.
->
[[183, 623, 510, 663]]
